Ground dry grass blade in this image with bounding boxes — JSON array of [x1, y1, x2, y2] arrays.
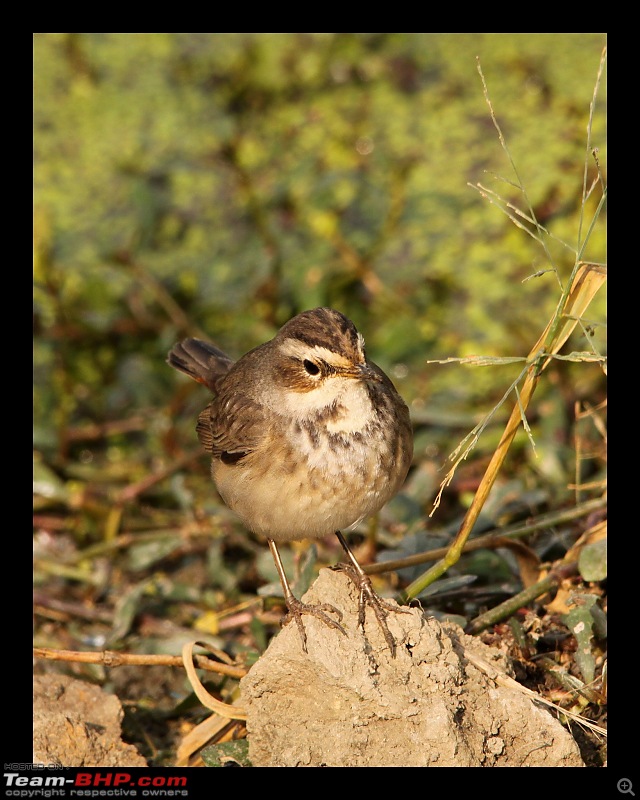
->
[[175, 715, 244, 767], [428, 257, 606, 517], [429, 363, 531, 515], [464, 650, 607, 738], [530, 262, 607, 374], [181, 640, 247, 721], [403, 263, 606, 603]]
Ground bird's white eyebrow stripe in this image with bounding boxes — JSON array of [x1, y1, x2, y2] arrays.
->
[[279, 339, 357, 368]]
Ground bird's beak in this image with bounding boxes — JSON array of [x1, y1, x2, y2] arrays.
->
[[341, 363, 383, 383]]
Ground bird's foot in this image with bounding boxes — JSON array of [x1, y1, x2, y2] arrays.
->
[[333, 563, 411, 657], [281, 596, 346, 653]]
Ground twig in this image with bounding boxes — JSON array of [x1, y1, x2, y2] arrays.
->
[[33, 646, 248, 680], [368, 496, 605, 576], [70, 523, 211, 563], [33, 593, 113, 623], [114, 446, 204, 504], [110, 252, 208, 339], [63, 416, 149, 443], [463, 561, 578, 635]]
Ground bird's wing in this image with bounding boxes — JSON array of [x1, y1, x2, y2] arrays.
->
[[197, 391, 269, 464]]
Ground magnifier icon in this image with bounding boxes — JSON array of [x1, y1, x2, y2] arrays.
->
[[618, 779, 635, 796]]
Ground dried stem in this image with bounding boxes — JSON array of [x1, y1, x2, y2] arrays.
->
[[33, 646, 248, 680]]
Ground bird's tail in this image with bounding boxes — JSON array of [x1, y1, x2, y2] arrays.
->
[[167, 338, 234, 393]]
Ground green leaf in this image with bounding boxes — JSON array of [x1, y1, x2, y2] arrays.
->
[[108, 580, 153, 645], [578, 538, 607, 581], [127, 538, 183, 572], [33, 457, 69, 503], [416, 574, 477, 600], [562, 604, 595, 685], [201, 739, 251, 767], [295, 544, 320, 597]]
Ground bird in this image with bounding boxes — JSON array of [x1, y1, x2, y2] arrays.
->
[[167, 307, 413, 654]]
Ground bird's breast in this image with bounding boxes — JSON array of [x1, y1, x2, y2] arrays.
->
[[211, 401, 402, 542]]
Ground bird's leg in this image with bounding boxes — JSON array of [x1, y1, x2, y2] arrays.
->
[[267, 539, 346, 652], [333, 531, 411, 657]]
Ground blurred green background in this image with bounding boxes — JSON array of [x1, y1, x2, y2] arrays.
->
[[33, 31, 606, 643], [34, 32, 606, 438]]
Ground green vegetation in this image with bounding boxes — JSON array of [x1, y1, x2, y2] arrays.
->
[[33, 33, 606, 766]]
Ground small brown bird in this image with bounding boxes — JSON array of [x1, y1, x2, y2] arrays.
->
[[167, 308, 413, 653]]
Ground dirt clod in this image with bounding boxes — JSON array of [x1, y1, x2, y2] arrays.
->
[[33, 673, 147, 767], [241, 569, 584, 767]]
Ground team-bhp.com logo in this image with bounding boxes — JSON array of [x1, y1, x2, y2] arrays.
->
[[4, 771, 188, 795]]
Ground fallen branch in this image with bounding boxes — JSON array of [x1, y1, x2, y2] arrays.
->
[[33, 646, 248, 680]]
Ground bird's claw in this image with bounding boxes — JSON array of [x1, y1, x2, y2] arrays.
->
[[333, 563, 410, 657], [282, 596, 346, 652]]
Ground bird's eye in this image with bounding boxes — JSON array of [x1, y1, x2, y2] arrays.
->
[[303, 359, 320, 376]]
